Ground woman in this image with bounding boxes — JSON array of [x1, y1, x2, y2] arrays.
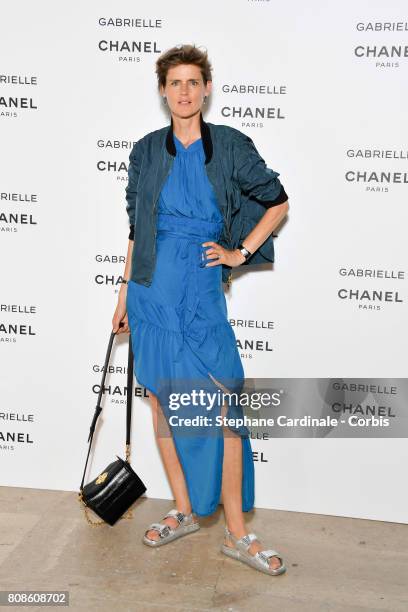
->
[[112, 44, 289, 576]]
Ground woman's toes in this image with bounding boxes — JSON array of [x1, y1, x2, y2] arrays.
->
[[269, 556, 282, 570], [146, 529, 160, 541]]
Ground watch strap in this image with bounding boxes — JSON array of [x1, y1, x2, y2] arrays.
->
[[237, 243, 253, 261]]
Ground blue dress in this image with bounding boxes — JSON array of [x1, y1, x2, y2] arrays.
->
[[126, 133, 254, 517]]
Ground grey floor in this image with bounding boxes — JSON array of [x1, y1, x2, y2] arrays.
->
[[0, 487, 407, 611]]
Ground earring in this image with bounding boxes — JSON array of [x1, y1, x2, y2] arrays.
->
[[203, 96, 207, 105], [163, 96, 167, 105]]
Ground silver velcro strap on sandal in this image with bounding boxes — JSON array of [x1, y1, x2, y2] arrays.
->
[[257, 549, 282, 566], [239, 533, 258, 549], [165, 509, 185, 524], [147, 523, 173, 538]]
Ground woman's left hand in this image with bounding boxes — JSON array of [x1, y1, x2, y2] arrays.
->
[[201, 241, 246, 268]]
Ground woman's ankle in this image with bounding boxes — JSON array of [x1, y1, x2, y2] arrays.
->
[[175, 504, 193, 516], [226, 525, 247, 540]]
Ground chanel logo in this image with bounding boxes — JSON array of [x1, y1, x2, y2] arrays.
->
[[95, 472, 108, 484]]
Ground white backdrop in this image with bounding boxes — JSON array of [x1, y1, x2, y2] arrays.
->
[[1, 0, 407, 523]]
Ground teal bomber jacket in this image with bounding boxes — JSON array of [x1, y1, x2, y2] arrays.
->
[[125, 112, 288, 286]]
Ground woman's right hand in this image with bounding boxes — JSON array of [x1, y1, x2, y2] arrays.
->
[[112, 292, 129, 334]]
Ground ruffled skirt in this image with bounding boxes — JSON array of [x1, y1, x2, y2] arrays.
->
[[126, 212, 254, 516]]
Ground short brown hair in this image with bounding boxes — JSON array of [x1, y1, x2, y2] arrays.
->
[[155, 44, 213, 90]]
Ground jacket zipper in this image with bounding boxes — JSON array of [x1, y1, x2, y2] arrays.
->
[[206, 166, 233, 288], [151, 165, 173, 273], [220, 206, 233, 288]]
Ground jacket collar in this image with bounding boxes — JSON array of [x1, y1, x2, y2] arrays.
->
[[165, 111, 213, 164]]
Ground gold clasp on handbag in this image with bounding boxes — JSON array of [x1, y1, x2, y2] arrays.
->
[[95, 472, 108, 485]]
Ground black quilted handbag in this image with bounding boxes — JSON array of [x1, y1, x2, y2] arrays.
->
[[78, 326, 147, 526]]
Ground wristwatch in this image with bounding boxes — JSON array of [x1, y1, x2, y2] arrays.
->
[[121, 279, 128, 285], [237, 243, 253, 261]]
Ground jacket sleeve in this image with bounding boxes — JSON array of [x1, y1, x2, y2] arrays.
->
[[232, 132, 288, 208], [125, 138, 145, 240]]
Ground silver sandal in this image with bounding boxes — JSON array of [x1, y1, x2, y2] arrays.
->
[[142, 509, 200, 547], [221, 526, 286, 576]]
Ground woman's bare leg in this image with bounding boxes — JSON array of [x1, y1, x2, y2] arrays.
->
[[145, 391, 198, 541], [221, 407, 283, 570]]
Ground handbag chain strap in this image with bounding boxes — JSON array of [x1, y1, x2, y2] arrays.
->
[[77, 328, 134, 525]]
